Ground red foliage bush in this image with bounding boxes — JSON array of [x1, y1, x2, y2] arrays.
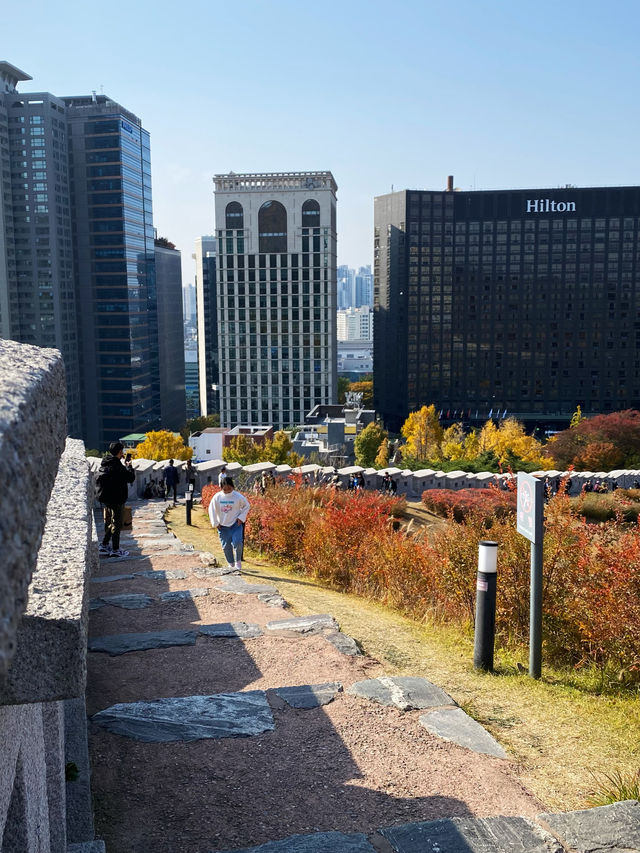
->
[[210, 480, 640, 677], [200, 483, 219, 512], [421, 488, 516, 522]]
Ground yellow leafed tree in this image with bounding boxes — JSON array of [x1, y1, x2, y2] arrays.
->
[[375, 437, 390, 468], [400, 405, 444, 462], [477, 418, 549, 467], [133, 430, 193, 461], [441, 423, 466, 461]]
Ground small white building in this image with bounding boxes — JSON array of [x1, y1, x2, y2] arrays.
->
[[189, 427, 229, 462]]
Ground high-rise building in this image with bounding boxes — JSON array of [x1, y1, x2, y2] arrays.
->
[[375, 181, 640, 432], [355, 265, 373, 307], [0, 62, 82, 435], [212, 172, 338, 429], [337, 264, 354, 309], [184, 345, 200, 419], [337, 306, 373, 341], [182, 283, 196, 327], [194, 236, 218, 417], [64, 92, 159, 449], [155, 242, 186, 430]]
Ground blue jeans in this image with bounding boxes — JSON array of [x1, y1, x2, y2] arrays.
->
[[218, 521, 244, 565]]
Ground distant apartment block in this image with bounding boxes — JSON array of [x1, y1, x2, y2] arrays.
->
[[212, 171, 338, 429], [337, 306, 373, 341]]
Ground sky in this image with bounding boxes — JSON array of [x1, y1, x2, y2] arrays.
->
[[5, 0, 640, 281]]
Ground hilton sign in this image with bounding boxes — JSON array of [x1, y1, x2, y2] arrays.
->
[[526, 199, 576, 213]]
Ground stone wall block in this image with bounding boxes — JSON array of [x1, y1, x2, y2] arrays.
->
[[0, 341, 67, 679], [0, 439, 93, 705]]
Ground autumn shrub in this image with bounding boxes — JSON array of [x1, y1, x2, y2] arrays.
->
[[201, 479, 640, 678], [422, 488, 516, 523], [200, 483, 218, 511], [570, 490, 640, 523]]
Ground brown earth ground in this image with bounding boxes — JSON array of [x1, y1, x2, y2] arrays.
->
[[88, 502, 543, 853]]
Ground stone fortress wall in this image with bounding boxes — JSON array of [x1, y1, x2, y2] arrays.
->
[[0, 340, 103, 853]]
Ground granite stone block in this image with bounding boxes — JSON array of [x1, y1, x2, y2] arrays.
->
[[92, 691, 274, 742], [348, 676, 453, 711], [0, 341, 67, 677], [213, 830, 376, 853], [199, 623, 263, 639], [88, 629, 198, 656], [271, 682, 343, 709], [265, 615, 338, 634], [538, 800, 640, 852], [419, 708, 507, 758], [160, 588, 209, 603], [0, 439, 93, 705]]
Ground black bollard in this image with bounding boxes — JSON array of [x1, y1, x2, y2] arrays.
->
[[473, 540, 498, 671], [185, 487, 193, 526]]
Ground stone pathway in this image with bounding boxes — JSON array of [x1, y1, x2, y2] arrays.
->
[[87, 500, 640, 853]]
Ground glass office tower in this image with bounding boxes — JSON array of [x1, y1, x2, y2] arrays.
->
[[65, 95, 159, 449], [375, 184, 640, 432]]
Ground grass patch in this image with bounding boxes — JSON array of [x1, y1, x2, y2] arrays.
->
[[166, 504, 640, 812]]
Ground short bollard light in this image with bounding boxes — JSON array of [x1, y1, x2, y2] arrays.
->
[[186, 484, 194, 526], [473, 540, 498, 672]]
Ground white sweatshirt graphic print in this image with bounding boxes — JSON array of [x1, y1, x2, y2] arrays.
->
[[208, 490, 250, 528]]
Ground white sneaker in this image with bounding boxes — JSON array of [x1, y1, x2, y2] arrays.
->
[[226, 564, 235, 571], [234, 562, 242, 571], [110, 548, 129, 558], [99, 544, 111, 555]]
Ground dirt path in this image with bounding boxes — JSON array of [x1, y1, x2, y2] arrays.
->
[[88, 500, 543, 853]]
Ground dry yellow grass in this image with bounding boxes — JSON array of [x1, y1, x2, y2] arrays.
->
[[166, 504, 640, 811]]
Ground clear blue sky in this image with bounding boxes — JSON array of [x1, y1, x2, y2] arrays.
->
[[5, 0, 640, 280]]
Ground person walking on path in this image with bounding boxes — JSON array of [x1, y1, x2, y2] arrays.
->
[[208, 476, 250, 571], [96, 441, 135, 557], [163, 459, 180, 504], [218, 465, 228, 487]]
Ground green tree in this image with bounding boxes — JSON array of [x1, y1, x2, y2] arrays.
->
[[180, 414, 221, 444], [133, 430, 193, 461], [85, 448, 101, 458], [337, 376, 350, 404], [223, 435, 262, 465], [354, 421, 388, 467]]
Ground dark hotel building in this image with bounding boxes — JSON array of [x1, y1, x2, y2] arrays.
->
[[374, 180, 640, 432]]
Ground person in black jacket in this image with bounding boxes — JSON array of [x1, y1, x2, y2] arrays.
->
[[97, 442, 136, 557]]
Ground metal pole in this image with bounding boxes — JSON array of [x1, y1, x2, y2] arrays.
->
[[473, 540, 498, 671], [185, 485, 193, 526], [529, 540, 543, 678]]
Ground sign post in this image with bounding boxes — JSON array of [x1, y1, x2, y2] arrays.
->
[[516, 472, 545, 678]]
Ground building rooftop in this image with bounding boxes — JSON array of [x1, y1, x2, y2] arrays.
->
[[214, 171, 337, 193], [0, 61, 32, 91]]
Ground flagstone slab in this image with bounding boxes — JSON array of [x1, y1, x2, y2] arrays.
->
[[214, 831, 376, 853], [271, 682, 343, 709], [199, 622, 263, 639], [218, 576, 280, 596], [193, 565, 239, 578], [88, 629, 198, 656], [265, 615, 338, 634], [257, 592, 288, 608], [348, 676, 453, 711], [419, 708, 507, 758], [135, 569, 187, 580], [324, 631, 362, 656], [91, 691, 274, 742], [92, 593, 153, 610], [90, 573, 137, 584], [379, 815, 561, 853], [160, 587, 209, 603], [538, 800, 640, 853], [89, 599, 107, 611]]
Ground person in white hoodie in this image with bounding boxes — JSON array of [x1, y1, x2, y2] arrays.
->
[[208, 476, 250, 571]]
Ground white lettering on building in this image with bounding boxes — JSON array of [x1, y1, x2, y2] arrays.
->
[[526, 199, 576, 213]]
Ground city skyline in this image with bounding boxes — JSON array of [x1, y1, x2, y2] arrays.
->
[[6, 0, 640, 282]]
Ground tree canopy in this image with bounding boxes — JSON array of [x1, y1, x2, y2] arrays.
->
[[180, 414, 221, 444], [354, 421, 387, 467], [133, 430, 193, 461], [545, 409, 640, 470]]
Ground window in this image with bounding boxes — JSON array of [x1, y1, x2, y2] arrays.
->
[[302, 199, 320, 227], [259, 201, 287, 252], [225, 201, 243, 229]]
